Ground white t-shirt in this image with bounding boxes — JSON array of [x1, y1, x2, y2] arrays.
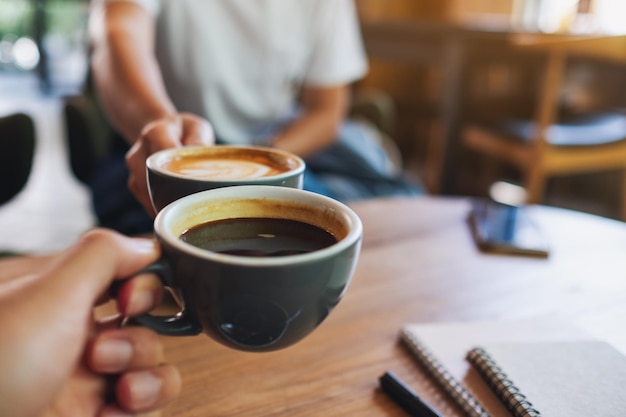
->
[[103, 0, 368, 144]]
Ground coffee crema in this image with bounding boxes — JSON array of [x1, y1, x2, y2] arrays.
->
[[163, 154, 291, 180], [180, 217, 337, 257]]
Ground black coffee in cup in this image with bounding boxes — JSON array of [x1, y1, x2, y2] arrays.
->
[[180, 217, 337, 257]]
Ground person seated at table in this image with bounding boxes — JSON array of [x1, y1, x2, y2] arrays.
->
[[0, 229, 180, 417], [88, 0, 422, 235]]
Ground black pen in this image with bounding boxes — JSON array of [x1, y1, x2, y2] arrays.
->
[[379, 371, 443, 417]]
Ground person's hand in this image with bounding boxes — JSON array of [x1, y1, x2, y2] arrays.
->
[[0, 229, 181, 417], [126, 113, 215, 217]]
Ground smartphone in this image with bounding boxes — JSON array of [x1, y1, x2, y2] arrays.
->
[[468, 199, 549, 258]]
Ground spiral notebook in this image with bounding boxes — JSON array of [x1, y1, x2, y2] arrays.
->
[[400, 319, 626, 417], [466, 341, 626, 417]]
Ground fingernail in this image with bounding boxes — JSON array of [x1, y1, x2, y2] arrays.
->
[[94, 338, 133, 373], [129, 371, 162, 408], [129, 237, 158, 254]]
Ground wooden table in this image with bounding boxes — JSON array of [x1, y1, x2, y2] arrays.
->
[[161, 196, 626, 416]]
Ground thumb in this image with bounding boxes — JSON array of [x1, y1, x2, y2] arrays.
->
[[180, 114, 215, 146], [38, 229, 160, 310]]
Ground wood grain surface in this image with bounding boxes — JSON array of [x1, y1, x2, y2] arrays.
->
[[160, 196, 626, 417]]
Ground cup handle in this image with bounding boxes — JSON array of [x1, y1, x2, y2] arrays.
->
[[114, 257, 203, 336]]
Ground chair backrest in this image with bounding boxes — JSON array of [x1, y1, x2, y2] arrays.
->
[[510, 34, 626, 148], [0, 113, 36, 205], [510, 34, 626, 64], [62, 61, 113, 185]]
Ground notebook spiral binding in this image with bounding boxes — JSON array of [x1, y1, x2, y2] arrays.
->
[[466, 347, 541, 417], [401, 328, 491, 417]]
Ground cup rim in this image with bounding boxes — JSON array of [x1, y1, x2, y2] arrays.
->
[[154, 185, 362, 266], [146, 145, 306, 183]]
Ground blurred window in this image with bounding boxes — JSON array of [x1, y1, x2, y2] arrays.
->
[[0, 0, 88, 93], [513, 0, 626, 34]]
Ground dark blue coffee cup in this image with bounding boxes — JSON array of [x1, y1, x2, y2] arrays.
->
[[134, 185, 362, 352]]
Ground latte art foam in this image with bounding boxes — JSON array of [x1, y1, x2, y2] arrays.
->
[[164, 155, 288, 180]]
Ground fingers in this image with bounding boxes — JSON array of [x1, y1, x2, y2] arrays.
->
[[179, 113, 215, 146], [88, 327, 181, 415], [139, 115, 185, 151], [97, 366, 181, 416], [40, 230, 160, 310], [95, 270, 163, 325], [98, 365, 180, 416], [115, 365, 181, 413], [88, 327, 164, 373], [126, 113, 214, 216], [99, 366, 179, 417], [126, 140, 158, 218], [127, 116, 182, 216], [115, 272, 164, 318]]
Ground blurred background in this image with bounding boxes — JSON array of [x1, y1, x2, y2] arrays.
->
[[355, 0, 626, 219], [1, 0, 625, 255], [0, 0, 92, 255], [0, 0, 88, 94]]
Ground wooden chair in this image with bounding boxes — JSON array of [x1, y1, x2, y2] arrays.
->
[[0, 113, 36, 205], [461, 34, 626, 220]]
